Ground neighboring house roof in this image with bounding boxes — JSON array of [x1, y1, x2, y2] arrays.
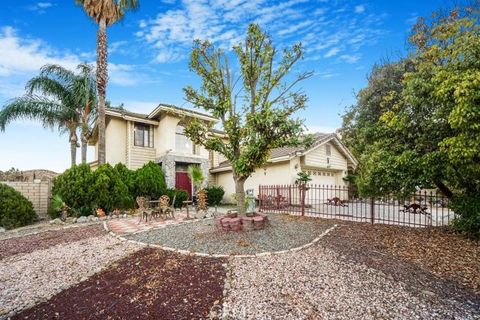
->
[[210, 133, 358, 173]]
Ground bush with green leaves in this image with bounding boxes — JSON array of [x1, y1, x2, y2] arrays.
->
[[451, 193, 480, 240], [51, 164, 93, 213], [134, 161, 166, 199], [114, 163, 136, 195], [205, 186, 225, 206], [0, 183, 37, 229], [165, 188, 189, 208], [90, 163, 134, 212]]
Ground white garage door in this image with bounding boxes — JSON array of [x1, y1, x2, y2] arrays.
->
[[304, 170, 340, 203]]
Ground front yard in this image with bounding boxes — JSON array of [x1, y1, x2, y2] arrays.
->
[[0, 215, 478, 319]]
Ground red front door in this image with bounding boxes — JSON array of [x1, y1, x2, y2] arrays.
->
[[175, 172, 192, 200]]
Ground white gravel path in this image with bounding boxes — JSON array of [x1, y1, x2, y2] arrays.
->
[[223, 244, 478, 319], [0, 235, 140, 318]]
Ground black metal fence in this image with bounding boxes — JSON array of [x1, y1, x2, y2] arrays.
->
[[258, 184, 455, 227]]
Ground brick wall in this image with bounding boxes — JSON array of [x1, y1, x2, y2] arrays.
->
[[2, 181, 52, 220]]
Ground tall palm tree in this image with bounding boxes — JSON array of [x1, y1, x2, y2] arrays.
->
[[0, 63, 97, 167], [75, 0, 139, 165], [75, 63, 97, 163]]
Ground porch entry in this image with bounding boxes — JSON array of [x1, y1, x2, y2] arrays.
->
[[175, 172, 192, 200]]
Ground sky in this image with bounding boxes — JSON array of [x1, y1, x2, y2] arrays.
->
[[0, 0, 448, 172]]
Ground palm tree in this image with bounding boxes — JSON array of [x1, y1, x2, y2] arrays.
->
[[75, 63, 97, 163], [75, 0, 139, 165], [0, 63, 97, 167]]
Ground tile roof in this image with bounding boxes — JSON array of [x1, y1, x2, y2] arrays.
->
[[211, 133, 334, 171]]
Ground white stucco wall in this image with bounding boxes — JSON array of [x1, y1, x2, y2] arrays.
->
[[105, 118, 127, 165], [215, 161, 294, 203], [155, 114, 180, 156], [213, 142, 351, 203]]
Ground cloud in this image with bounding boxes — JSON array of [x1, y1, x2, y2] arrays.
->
[[314, 70, 340, 79], [354, 5, 365, 14], [0, 26, 145, 101], [27, 2, 55, 13], [138, 0, 385, 65], [324, 47, 341, 58], [339, 54, 360, 63], [0, 26, 79, 77]]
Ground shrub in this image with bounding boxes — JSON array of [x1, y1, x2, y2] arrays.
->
[[451, 193, 480, 239], [52, 164, 93, 212], [205, 186, 225, 206], [0, 183, 37, 229], [165, 188, 189, 208], [90, 163, 134, 212], [114, 163, 136, 195], [134, 161, 166, 199]]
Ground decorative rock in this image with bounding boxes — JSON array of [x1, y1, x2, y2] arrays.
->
[[87, 215, 95, 222], [49, 218, 64, 225], [65, 217, 75, 224], [92, 217, 99, 222], [76, 216, 87, 223], [0, 227, 6, 233]]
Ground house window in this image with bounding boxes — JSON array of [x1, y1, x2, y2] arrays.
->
[[134, 123, 153, 147], [326, 144, 331, 156], [175, 125, 194, 154]]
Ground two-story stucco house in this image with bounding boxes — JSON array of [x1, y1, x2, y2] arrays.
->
[[89, 104, 358, 202]]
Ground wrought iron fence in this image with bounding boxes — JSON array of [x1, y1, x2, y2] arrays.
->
[[258, 184, 456, 227]]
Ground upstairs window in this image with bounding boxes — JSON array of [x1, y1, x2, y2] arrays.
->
[[134, 123, 153, 147], [325, 144, 331, 156], [175, 125, 194, 154]]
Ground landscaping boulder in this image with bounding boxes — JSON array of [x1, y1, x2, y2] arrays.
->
[[76, 216, 87, 223]]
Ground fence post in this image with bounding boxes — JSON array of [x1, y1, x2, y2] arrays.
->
[[301, 184, 305, 216], [370, 197, 375, 224]]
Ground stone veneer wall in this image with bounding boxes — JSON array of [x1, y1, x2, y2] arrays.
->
[[157, 154, 210, 189], [1, 180, 52, 220]]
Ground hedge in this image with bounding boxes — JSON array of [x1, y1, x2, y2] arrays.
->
[[205, 186, 225, 206], [0, 183, 37, 229]]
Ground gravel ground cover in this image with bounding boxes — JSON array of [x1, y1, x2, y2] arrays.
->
[[321, 222, 480, 296], [126, 214, 335, 255], [223, 243, 479, 319], [0, 224, 105, 260], [14, 248, 227, 320], [0, 235, 139, 318]]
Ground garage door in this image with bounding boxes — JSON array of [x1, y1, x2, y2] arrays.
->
[[305, 170, 338, 203]]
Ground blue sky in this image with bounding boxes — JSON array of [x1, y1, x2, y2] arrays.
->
[[0, 0, 445, 171]]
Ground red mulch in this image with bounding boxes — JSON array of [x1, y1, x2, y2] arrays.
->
[[322, 222, 480, 301], [0, 225, 106, 260], [14, 248, 227, 320]]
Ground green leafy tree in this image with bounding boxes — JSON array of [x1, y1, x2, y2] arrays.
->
[[0, 64, 96, 167], [183, 24, 313, 214], [341, 5, 480, 237], [75, 0, 138, 165]]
